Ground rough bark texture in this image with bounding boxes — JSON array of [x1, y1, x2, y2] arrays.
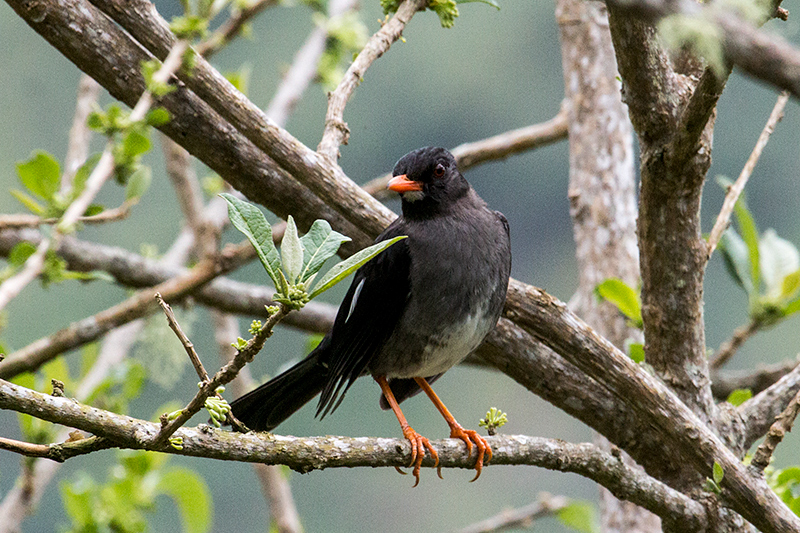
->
[[556, 1, 659, 531]]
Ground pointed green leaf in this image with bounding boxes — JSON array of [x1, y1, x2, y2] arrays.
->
[[121, 129, 151, 158], [725, 388, 752, 407], [713, 460, 724, 485], [557, 501, 600, 533], [299, 219, 351, 283], [157, 467, 212, 533], [125, 167, 152, 201], [310, 236, 406, 299], [734, 198, 760, 294], [782, 269, 800, 302], [782, 294, 800, 316], [145, 107, 171, 127], [594, 278, 642, 327], [718, 228, 753, 294], [16, 151, 61, 200], [281, 215, 304, 284], [220, 194, 282, 291], [10, 189, 45, 215], [759, 229, 800, 302]]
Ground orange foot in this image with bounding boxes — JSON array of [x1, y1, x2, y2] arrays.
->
[[449, 423, 492, 482], [400, 425, 440, 487]]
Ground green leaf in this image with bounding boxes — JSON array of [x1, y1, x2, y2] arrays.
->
[[299, 219, 351, 283], [145, 107, 171, 127], [726, 388, 752, 407], [627, 342, 645, 364], [310, 236, 406, 299], [281, 215, 304, 284], [121, 129, 151, 159], [781, 270, 800, 302], [783, 295, 800, 316], [713, 460, 724, 485], [60, 475, 96, 528], [10, 189, 45, 215], [16, 151, 61, 200], [594, 278, 642, 327], [557, 501, 600, 533], [759, 229, 800, 302], [220, 194, 282, 291], [83, 204, 105, 217], [157, 467, 212, 533], [8, 242, 37, 267], [734, 198, 760, 296], [719, 228, 754, 294], [125, 166, 152, 201], [71, 153, 102, 200]]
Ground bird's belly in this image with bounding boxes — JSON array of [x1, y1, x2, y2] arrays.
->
[[374, 308, 495, 378]]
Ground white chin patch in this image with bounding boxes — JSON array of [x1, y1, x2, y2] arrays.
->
[[402, 191, 425, 202]]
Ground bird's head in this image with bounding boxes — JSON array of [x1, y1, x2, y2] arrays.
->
[[387, 147, 470, 218]]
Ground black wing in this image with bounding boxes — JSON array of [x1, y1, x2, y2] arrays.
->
[[316, 219, 411, 418]]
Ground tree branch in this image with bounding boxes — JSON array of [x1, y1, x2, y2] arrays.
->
[[0, 378, 707, 528], [316, 0, 427, 160], [0, 241, 254, 379], [739, 359, 800, 450], [707, 91, 790, 257]]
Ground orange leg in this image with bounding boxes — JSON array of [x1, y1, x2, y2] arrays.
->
[[375, 376, 439, 487], [414, 377, 492, 481]]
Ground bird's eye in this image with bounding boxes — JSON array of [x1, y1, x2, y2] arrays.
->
[[433, 163, 446, 178]]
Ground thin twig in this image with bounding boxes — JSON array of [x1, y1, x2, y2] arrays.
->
[[63, 74, 100, 190], [707, 91, 790, 256], [150, 303, 292, 446], [711, 319, 762, 370], [155, 293, 248, 433], [362, 109, 570, 199], [156, 293, 209, 381], [458, 493, 571, 533], [750, 387, 800, 473], [211, 311, 303, 533], [0, 201, 136, 229], [195, 0, 279, 58], [317, 0, 428, 160]]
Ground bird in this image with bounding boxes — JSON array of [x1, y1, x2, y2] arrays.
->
[[230, 146, 512, 484]]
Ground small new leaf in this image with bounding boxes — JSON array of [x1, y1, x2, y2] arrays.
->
[[726, 388, 752, 407], [734, 198, 761, 295], [310, 236, 407, 299], [713, 460, 725, 485], [557, 502, 600, 533], [594, 278, 643, 328], [125, 167, 152, 202], [281, 215, 304, 284], [719, 228, 754, 295], [16, 151, 61, 201]]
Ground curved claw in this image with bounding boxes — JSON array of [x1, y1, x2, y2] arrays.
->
[[450, 425, 492, 482], [401, 426, 439, 487]]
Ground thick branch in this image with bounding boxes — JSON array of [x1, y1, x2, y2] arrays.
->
[[503, 280, 800, 532], [0, 379, 706, 527]]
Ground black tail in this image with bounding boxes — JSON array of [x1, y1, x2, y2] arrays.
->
[[231, 350, 329, 432]]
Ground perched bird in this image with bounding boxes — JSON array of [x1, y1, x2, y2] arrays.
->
[[231, 146, 512, 484]]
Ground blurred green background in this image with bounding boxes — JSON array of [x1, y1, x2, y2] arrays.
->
[[1, 1, 800, 531]]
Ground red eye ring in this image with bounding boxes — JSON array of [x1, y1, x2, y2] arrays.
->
[[433, 163, 445, 178]]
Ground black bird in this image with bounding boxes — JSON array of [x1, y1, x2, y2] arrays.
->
[[231, 146, 512, 484]]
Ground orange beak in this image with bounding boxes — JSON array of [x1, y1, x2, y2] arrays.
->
[[387, 174, 423, 193]]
